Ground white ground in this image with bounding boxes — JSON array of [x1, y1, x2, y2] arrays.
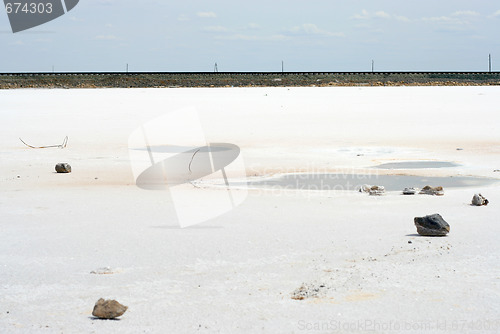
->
[[0, 87, 499, 333]]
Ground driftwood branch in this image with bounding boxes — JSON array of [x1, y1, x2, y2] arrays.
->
[[19, 136, 68, 149]]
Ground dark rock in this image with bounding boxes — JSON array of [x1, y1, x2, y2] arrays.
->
[[471, 193, 489, 206], [402, 187, 418, 195], [92, 298, 127, 319], [414, 214, 450, 236], [55, 163, 71, 173], [419, 185, 444, 196]]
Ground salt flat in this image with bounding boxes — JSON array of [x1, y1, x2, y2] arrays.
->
[[0, 87, 499, 333]]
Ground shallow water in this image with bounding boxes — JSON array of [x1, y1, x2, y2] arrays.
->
[[245, 173, 497, 192], [373, 161, 460, 169]]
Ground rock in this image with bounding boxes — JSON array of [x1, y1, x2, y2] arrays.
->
[[92, 298, 127, 319], [359, 184, 385, 195], [55, 163, 71, 173], [419, 185, 444, 196], [414, 214, 450, 236], [90, 267, 114, 275], [402, 187, 418, 195], [358, 184, 372, 193], [291, 282, 329, 300], [369, 185, 385, 196], [471, 193, 489, 206]]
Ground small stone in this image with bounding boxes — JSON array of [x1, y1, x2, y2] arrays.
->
[[408, 240, 412, 244], [414, 214, 450, 236], [92, 298, 127, 319], [419, 185, 444, 196], [402, 187, 418, 195], [55, 163, 71, 173], [90, 267, 114, 275], [471, 193, 489, 206], [456, 148, 464, 151]]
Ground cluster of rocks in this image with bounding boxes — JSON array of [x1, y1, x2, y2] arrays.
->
[[401, 186, 444, 196]]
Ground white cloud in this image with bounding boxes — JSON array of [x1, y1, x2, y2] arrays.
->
[[203, 26, 228, 32], [374, 11, 391, 19], [95, 35, 117, 40], [247, 23, 260, 30], [215, 34, 290, 41], [290, 23, 344, 37], [197, 12, 216, 18], [351, 10, 407, 21], [177, 14, 189, 21], [351, 9, 370, 20], [451, 11, 479, 17], [492, 10, 500, 17], [421, 15, 470, 26], [395, 15, 410, 22]]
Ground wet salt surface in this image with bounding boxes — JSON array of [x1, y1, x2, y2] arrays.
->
[[244, 174, 497, 192], [373, 161, 460, 169]]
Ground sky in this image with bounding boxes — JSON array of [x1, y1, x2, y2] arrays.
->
[[1, 0, 500, 72]]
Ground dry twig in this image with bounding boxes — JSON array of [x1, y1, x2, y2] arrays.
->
[[19, 136, 68, 149]]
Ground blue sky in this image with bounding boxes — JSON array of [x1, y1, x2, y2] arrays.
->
[[1, 0, 500, 72]]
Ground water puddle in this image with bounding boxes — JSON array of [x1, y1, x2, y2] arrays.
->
[[373, 161, 460, 169], [244, 173, 497, 192]]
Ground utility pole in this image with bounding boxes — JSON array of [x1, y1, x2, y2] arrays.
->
[[371, 60, 374, 73], [214, 62, 218, 72], [281, 60, 284, 73], [52, 65, 54, 73], [489, 54, 492, 73], [126, 63, 129, 73]]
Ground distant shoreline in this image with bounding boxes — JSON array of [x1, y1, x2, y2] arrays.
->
[[1, 72, 499, 89]]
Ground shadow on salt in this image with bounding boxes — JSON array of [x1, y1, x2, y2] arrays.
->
[[373, 161, 460, 169]]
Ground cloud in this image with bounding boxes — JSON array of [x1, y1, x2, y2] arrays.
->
[[247, 23, 260, 30], [451, 10, 479, 17], [421, 15, 469, 26], [492, 10, 500, 17], [395, 15, 410, 22], [95, 35, 117, 40], [197, 12, 216, 18], [203, 26, 228, 32], [374, 11, 390, 19], [215, 34, 290, 41], [351, 9, 370, 20], [289, 23, 344, 37], [177, 14, 189, 21], [351, 9, 408, 21]]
